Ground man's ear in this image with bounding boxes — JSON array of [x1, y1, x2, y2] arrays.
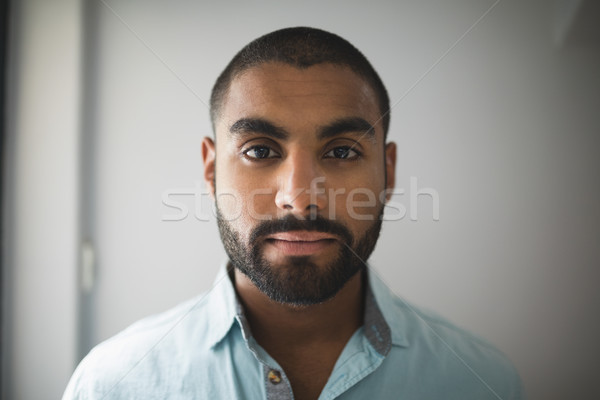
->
[[384, 142, 396, 201], [202, 137, 216, 198]]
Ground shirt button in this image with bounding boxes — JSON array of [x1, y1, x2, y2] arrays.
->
[[267, 369, 282, 384]]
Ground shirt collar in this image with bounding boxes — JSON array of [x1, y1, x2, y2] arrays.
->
[[205, 261, 410, 350], [367, 267, 410, 348], [205, 262, 239, 349]]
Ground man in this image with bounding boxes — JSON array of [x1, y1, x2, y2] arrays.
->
[[64, 27, 523, 399]]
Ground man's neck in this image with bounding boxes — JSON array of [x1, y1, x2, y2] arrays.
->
[[232, 267, 365, 348], [232, 267, 365, 400]]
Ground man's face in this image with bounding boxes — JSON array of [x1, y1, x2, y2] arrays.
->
[[203, 62, 396, 305]]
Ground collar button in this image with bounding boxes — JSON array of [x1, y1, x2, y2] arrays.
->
[[267, 369, 282, 384]]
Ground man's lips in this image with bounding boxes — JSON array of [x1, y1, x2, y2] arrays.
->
[[264, 231, 339, 256], [266, 231, 339, 242]]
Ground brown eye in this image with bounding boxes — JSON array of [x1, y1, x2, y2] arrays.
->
[[243, 145, 280, 159], [324, 146, 360, 160]]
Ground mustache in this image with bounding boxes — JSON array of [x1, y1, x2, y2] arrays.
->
[[249, 214, 353, 246]]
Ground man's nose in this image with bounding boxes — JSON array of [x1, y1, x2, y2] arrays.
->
[[274, 151, 327, 215]]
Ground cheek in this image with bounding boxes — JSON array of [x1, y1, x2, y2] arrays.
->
[[215, 163, 277, 227], [216, 156, 281, 219], [325, 167, 386, 230], [327, 165, 385, 204], [215, 188, 243, 221], [330, 188, 380, 224], [216, 191, 255, 247]]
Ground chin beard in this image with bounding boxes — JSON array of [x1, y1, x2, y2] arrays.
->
[[216, 207, 383, 306]]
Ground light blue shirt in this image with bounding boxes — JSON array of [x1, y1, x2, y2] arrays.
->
[[63, 264, 523, 399]]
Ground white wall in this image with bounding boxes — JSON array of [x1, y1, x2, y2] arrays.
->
[[3, 0, 82, 399], [4, 1, 600, 399]]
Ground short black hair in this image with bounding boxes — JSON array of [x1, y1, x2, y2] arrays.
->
[[210, 27, 390, 139]]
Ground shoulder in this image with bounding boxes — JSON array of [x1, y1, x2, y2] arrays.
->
[[62, 293, 215, 400], [387, 296, 524, 399]]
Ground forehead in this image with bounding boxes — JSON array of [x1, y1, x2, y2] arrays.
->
[[216, 62, 381, 138]]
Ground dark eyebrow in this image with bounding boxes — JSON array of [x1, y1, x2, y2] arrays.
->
[[229, 118, 288, 139], [318, 117, 376, 141]]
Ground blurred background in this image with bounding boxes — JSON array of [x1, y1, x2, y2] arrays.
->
[[2, 0, 599, 399]]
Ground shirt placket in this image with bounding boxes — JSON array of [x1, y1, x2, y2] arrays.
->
[[230, 272, 391, 400], [263, 364, 294, 400], [235, 307, 295, 400]]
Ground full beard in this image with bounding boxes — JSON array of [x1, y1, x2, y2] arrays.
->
[[216, 206, 384, 306]]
